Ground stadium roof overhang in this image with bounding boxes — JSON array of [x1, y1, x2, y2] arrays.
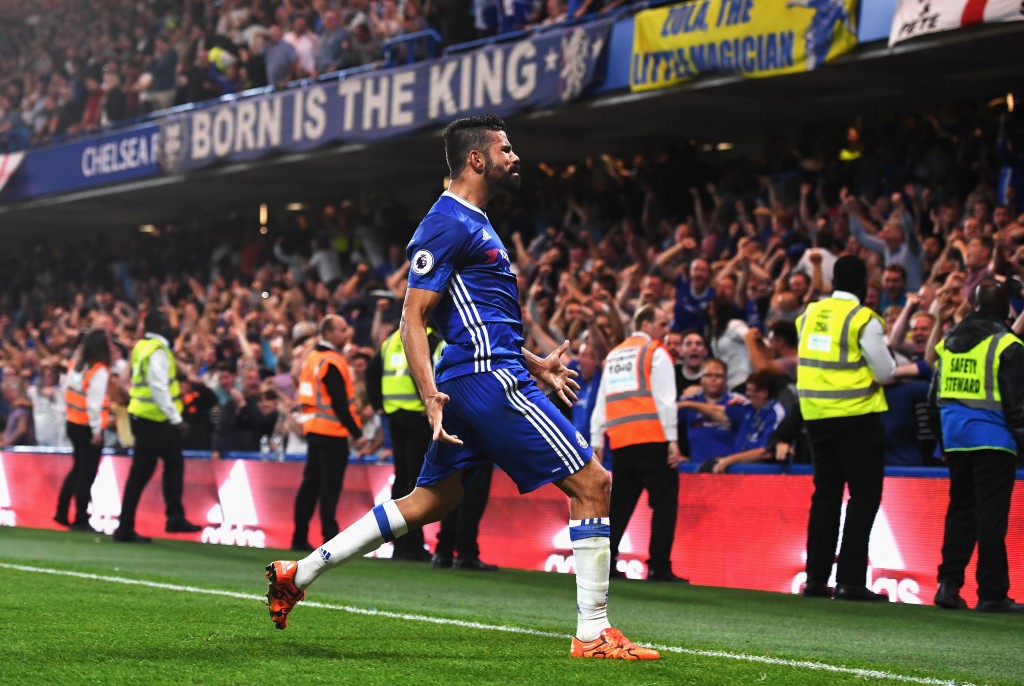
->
[[2, 21, 1022, 238]]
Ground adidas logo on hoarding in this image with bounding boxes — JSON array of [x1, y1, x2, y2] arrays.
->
[[203, 460, 266, 547], [791, 505, 921, 604], [87, 456, 122, 534], [0, 455, 16, 527]]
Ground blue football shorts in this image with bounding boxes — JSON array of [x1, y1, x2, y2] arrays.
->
[[416, 365, 593, 493]]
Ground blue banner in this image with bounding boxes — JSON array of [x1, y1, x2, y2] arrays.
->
[[160, 21, 612, 173], [858, 0, 896, 43], [0, 124, 162, 202]]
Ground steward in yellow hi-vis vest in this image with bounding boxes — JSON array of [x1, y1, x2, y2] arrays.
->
[[291, 314, 363, 549], [380, 327, 443, 414], [128, 337, 183, 421], [931, 296, 1024, 455], [797, 255, 895, 602], [796, 298, 887, 420], [116, 312, 200, 543], [927, 280, 1024, 612], [365, 325, 444, 562], [56, 328, 112, 532]]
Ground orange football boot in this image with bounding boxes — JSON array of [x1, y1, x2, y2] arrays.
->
[[571, 628, 661, 660], [265, 561, 305, 630]]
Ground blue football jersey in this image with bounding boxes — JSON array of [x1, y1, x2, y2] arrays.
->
[[406, 191, 524, 383]]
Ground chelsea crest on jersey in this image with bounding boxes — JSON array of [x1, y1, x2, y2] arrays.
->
[[406, 191, 524, 382]]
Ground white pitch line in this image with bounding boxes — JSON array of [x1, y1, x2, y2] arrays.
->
[[1, 562, 984, 686]]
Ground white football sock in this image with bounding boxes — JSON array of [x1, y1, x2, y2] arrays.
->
[[294, 500, 408, 590], [569, 517, 611, 642]]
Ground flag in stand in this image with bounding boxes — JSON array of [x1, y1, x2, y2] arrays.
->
[[0, 151, 25, 196]]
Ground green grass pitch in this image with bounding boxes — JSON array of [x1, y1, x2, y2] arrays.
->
[[2, 527, 1021, 685]]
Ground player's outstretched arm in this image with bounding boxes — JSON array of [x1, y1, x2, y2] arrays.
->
[[401, 287, 462, 445], [523, 340, 580, 406]]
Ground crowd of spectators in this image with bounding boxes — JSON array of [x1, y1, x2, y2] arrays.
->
[[0, 0, 590, 151], [0, 98, 1023, 470]]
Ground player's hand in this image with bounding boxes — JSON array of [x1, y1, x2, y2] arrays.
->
[[591, 445, 603, 462], [537, 340, 580, 406], [774, 442, 791, 462], [426, 391, 462, 445]]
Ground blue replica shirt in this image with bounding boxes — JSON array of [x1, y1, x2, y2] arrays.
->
[[679, 390, 744, 462], [567, 360, 601, 445], [726, 400, 785, 453], [671, 274, 715, 333], [406, 192, 524, 383]]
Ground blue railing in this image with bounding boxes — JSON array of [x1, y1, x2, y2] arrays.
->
[[383, 29, 443, 68], [7, 444, 1022, 479]]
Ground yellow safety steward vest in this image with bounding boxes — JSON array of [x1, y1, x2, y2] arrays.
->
[[381, 330, 425, 414], [935, 333, 1019, 410], [127, 337, 183, 422], [796, 297, 887, 420]]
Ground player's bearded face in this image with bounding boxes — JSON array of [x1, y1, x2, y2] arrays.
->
[[484, 149, 521, 195]]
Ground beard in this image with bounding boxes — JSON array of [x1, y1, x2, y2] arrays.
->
[[484, 154, 521, 195]]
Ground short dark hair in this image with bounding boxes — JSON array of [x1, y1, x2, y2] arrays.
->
[[702, 357, 727, 375], [746, 370, 779, 396], [319, 313, 345, 337], [832, 255, 867, 296], [883, 263, 908, 280], [969, 235, 995, 254], [680, 328, 706, 345], [144, 311, 169, 336], [632, 304, 660, 331], [768, 321, 798, 349], [972, 279, 1009, 319], [442, 114, 507, 177], [595, 273, 617, 297]]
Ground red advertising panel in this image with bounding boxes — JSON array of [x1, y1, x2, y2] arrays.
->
[[3, 452, 1021, 607]]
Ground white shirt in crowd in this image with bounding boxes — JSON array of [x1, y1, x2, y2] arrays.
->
[[27, 383, 70, 447]]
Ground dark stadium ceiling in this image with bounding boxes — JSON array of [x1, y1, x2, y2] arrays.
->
[[2, 22, 1023, 237]]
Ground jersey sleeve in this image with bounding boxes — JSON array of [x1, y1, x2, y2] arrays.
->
[[406, 214, 469, 293], [724, 398, 752, 427]]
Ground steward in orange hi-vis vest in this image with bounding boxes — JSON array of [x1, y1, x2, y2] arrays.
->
[[602, 334, 669, 450], [65, 361, 111, 430], [298, 347, 362, 438], [56, 328, 113, 533]]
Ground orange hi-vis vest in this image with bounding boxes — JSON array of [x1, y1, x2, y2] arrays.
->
[[603, 334, 668, 450], [298, 348, 361, 438], [65, 362, 111, 430]]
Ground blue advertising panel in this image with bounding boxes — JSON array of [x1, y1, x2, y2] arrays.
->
[[159, 20, 613, 173], [0, 124, 162, 203]]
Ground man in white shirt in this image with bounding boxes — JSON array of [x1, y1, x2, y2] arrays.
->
[[284, 15, 318, 78], [590, 305, 685, 582]]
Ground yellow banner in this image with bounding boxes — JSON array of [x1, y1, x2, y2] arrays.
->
[[631, 0, 859, 92]]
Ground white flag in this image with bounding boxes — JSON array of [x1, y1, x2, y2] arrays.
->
[[0, 151, 25, 195], [889, 0, 1024, 47]]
